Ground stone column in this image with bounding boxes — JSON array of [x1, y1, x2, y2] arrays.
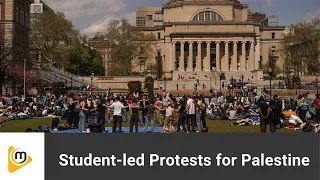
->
[[188, 42, 193, 71], [205, 41, 211, 71], [241, 41, 246, 71], [255, 38, 260, 70], [216, 42, 220, 71], [196, 42, 202, 71], [179, 42, 185, 71], [172, 42, 176, 71], [223, 42, 229, 71], [232, 41, 238, 71], [250, 41, 255, 71]]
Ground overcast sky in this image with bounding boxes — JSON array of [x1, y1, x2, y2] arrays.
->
[[44, 0, 320, 37]]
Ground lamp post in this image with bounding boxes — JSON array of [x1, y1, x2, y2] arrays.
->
[[269, 67, 272, 101], [23, 58, 26, 101], [219, 72, 225, 94], [91, 73, 94, 95], [210, 77, 212, 89], [231, 76, 234, 97], [241, 74, 244, 96]]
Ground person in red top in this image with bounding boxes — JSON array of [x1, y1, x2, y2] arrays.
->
[[313, 94, 320, 123], [154, 97, 161, 123]]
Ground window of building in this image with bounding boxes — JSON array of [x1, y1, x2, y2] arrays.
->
[[0, 3, 2, 20], [20, 12, 24, 25], [146, 15, 152, 20], [157, 32, 160, 40], [193, 11, 223, 21], [140, 60, 145, 72], [272, 32, 275, 39], [16, 7, 19, 22]]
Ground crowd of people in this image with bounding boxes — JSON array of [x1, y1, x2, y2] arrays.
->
[[1, 91, 320, 133]]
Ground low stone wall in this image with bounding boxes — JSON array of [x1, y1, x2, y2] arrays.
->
[[82, 76, 147, 90]]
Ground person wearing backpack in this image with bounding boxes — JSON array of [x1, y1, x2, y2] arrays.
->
[[258, 96, 275, 133]]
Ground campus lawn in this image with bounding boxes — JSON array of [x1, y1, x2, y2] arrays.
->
[[0, 117, 297, 133]]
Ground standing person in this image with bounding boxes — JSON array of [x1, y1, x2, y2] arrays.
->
[[162, 102, 175, 133], [195, 96, 203, 132], [96, 96, 106, 132], [297, 94, 308, 123], [313, 94, 320, 123], [129, 99, 140, 133], [109, 96, 126, 133], [67, 96, 76, 128], [121, 96, 129, 123], [269, 94, 282, 130], [257, 96, 275, 133], [154, 97, 161, 123], [162, 93, 172, 107], [140, 95, 147, 123], [177, 99, 187, 133], [186, 95, 196, 132], [144, 100, 155, 133], [78, 98, 88, 132], [201, 97, 207, 129]]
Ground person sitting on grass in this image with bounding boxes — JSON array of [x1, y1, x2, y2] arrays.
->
[[51, 118, 68, 131]]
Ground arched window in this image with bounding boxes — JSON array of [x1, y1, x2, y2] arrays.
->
[[192, 11, 223, 21]]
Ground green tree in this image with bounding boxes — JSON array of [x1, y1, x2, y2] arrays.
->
[[31, 11, 80, 68], [281, 17, 320, 75], [145, 75, 154, 97], [64, 43, 105, 76], [0, 28, 26, 95], [105, 19, 156, 76]]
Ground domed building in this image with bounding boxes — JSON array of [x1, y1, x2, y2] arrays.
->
[[135, 0, 285, 86]]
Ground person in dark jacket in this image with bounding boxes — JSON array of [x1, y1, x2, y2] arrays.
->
[[177, 99, 187, 132], [144, 100, 155, 132], [258, 96, 275, 133], [268, 94, 282, 131]]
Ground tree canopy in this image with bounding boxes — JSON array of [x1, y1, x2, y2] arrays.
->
[[64, 42, 105, 76], [105, 19, 156, 76], [282, 17, 320, 75], [31, 11, 80, 68]]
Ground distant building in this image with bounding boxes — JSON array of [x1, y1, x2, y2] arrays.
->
[[0, 0, 32, 63], [251, 12, 266, 24], [129, 0, 286, 82], [136, 7, 162, 27], [88, 34, 110, 76]]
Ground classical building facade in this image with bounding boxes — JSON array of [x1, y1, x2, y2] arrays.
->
[[135, 0, 285, 83]]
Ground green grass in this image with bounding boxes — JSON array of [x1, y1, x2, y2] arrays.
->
[[0, 117, 298, 133]]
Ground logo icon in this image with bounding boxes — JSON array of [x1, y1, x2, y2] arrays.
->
[[8, 146, 32, 173]]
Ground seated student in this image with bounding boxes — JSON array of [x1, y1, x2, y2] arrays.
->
[[51, 118, 68, 131], [228, 107, 237, 120]]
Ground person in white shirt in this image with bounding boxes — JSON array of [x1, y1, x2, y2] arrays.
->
[[186, 95, 196, 133], [228, 107, 237, 120], [109, 96, 128, 133], [161, 102, 175, 133]]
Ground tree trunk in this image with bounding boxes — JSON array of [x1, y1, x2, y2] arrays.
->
[[0, 71, 4, 95]]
